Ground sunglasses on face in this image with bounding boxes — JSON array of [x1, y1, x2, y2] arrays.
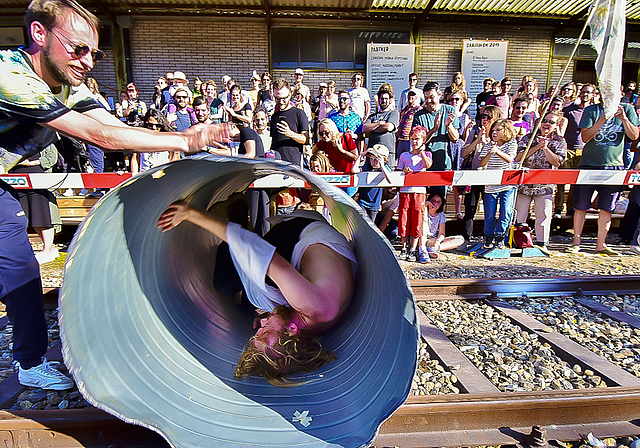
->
[[319, 131, 330, 137], [176, 96, 189, 100], [50, 28, 105, 62], [145, 122, 162, 130], [481, 114, 490, 119], [338, 97, 349, 101], [541, 118, 557, 125]]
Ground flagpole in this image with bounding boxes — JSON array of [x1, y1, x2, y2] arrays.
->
[[516, 0, 600, 170]]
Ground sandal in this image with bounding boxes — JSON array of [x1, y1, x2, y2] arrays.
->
[[595, 247, 619, 256], [565, 244, 580, 254]]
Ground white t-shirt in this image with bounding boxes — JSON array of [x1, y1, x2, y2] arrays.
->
[[226, 221, 357, 312], [423, 211, 446, 239], [349, 87, 370, 120]]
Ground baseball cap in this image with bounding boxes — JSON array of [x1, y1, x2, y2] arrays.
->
[[367, 144, 390, 160], [295, 68, 304, 75], [319, 82, 328, 88]]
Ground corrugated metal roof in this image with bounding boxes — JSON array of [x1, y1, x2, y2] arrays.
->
[[372, 0, 640, 21], [1, 0, 639, 21]]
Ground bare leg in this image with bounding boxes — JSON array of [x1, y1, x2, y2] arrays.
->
[[409, 236, 419, 251], [454, 187, 463, 218], [34, 227, 55, 253], [572, 210, 586, 246], [596, 210, 612, 251]]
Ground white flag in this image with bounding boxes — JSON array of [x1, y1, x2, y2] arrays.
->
[[589, 0, 626, 119]]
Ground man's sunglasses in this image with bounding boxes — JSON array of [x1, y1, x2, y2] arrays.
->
[[50, 28, 105, 62]]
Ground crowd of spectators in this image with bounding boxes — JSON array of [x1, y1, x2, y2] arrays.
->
[[72, 68, 640, 260]]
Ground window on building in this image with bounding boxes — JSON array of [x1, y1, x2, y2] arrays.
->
[[271, 28, 410, 70]]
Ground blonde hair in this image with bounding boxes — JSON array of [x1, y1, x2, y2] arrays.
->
[[25, 0, 100, 36], [490, 119, 517, 143], [317, 118, 340, 143], [235, 306, 335, 386]]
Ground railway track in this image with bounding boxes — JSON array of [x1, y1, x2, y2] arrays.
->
[[0, 276, 638, 447]]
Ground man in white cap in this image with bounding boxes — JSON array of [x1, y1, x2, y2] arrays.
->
[[293, 68, 310, 103], [172, 71, 191, 101]]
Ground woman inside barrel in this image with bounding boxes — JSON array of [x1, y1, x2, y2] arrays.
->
[[157, 203, 357, 385]]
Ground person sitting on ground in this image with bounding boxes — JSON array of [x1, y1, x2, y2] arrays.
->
[[420, 192, 464, 260], [397, 126, 433, 263], [514, 111, 567, 250], [157, 203, 357, 385], [478, 119, 518, 249]]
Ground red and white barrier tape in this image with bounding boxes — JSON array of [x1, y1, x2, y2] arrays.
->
[[2, 169, 640, 190]]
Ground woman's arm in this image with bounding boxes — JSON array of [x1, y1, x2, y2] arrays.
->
[[335, 135, 358, 161]]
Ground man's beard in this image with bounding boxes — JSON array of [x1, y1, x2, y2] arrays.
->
[[43, 42, 82, 87]]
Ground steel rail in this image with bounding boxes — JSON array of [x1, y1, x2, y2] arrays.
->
[[0, 276, 637, 447]]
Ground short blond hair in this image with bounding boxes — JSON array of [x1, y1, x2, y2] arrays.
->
[[25, 0, 99, 37]]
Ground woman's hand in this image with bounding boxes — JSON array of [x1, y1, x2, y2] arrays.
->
[[157, 201, 192, 232], [403, 166, 413, 174]]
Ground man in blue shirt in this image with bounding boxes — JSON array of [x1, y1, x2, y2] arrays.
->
[[328, 90, 362, 143]]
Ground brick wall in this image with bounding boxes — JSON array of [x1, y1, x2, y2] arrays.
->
[[126, 18, 269, 102], [88, 49, 118, 105]]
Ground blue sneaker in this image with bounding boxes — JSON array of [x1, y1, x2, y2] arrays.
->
[[426, 246, 439, 259], [417, 247, 430, 263]]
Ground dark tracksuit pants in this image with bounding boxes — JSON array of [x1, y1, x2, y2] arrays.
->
[[0, 182, 48, 369]]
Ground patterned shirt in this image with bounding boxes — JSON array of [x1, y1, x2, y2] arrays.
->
[[0, 49, 102, 173], [517, 131, 567, 197], [397, 105, 420, 141], [328, 110, 362, 134]]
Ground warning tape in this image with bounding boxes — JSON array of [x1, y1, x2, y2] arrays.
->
[[2, 169, 640, 190]]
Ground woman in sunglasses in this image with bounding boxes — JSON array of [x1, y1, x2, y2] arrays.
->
[[131, 109, 176, 173], [312, 118, 358, 196], [514, 111, 567, 250]]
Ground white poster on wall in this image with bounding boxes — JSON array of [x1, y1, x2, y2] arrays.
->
[[461, 40, 508, 116], [367, 43, 415, 106]]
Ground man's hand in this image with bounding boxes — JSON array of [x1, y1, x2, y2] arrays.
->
[[183, 123, 238, 155], [431, 113, 441, 133], [276, 120, 292, 137], [445, 112, 456, 127], [614, 105, 628, 121]]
